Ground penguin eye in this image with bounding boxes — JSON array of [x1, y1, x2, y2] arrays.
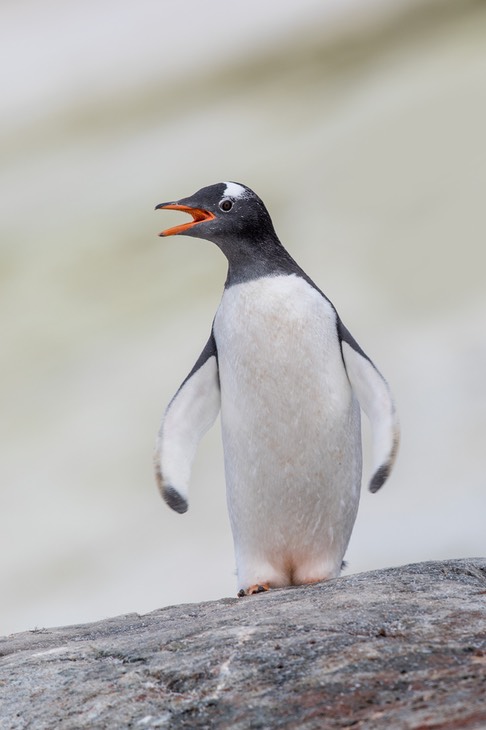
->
[[219, 198, 233, 212]]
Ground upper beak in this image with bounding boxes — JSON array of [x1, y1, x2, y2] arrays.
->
[[155, 202, 215, 237]]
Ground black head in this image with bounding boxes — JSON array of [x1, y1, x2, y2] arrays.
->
[[155, 181, 302, 284], [156, 182, 277, 242]]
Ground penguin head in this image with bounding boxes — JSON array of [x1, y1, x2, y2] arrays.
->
[[156, 182, 278, 246]]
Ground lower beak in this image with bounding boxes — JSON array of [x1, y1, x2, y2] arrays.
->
[[155, 203, 215, 237]]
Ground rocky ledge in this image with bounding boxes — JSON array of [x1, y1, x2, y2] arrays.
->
[[1, 559, 486, 729]]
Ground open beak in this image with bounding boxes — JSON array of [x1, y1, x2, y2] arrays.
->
[[155, 203, 215, 237]]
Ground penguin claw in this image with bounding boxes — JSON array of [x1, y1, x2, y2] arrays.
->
[[237, 583, 270, 597]]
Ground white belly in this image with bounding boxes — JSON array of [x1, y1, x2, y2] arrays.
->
[[213, 275, 362, 588]]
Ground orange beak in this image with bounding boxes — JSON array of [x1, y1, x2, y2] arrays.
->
[[155, 203, 216, 237]]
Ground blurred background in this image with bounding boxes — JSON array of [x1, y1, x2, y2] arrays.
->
[[1, 0, 485, 636]]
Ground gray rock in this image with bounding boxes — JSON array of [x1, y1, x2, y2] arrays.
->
[[1, 559, 486, 729]]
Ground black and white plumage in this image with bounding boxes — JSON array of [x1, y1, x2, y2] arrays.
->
[[154, 182, 399, 596]]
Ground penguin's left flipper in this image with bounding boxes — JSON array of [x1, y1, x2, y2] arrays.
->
[[339, 322, 400, 493], [154, 332, 221, 513]]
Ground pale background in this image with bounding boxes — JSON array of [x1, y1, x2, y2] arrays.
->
[[1, 0, 485, 636]]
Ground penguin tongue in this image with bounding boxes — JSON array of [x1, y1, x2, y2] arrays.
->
[[155, 203, 215, 237]]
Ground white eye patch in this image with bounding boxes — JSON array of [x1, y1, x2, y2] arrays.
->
[[223, 182, 250, 200]]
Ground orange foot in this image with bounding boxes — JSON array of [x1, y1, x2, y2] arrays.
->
[[237, 583, 270, 597]]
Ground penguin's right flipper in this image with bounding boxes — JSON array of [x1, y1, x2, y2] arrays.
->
[[154, 332, 221, 513]]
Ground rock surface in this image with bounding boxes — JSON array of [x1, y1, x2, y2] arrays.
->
[[1, 559, 486, 729]]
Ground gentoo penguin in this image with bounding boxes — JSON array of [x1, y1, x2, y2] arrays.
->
[[154, 182, 399, 596]]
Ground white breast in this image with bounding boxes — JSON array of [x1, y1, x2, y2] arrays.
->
[[213, 274, 362, 588]]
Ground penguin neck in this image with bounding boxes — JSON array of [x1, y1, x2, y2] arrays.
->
[[217, 234, 305, 287]]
